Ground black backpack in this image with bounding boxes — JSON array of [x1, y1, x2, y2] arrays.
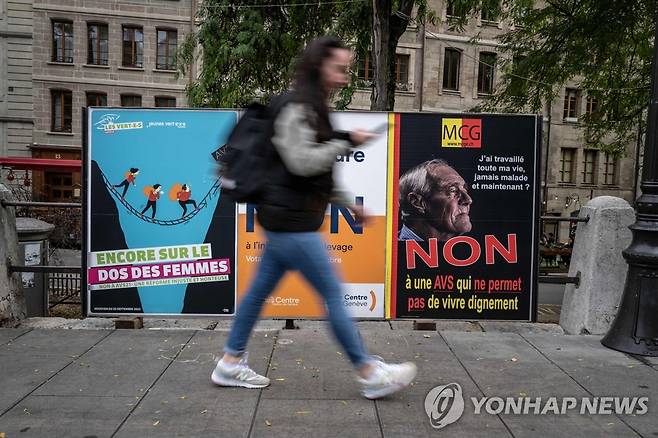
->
[[216, 94, 291, 204]]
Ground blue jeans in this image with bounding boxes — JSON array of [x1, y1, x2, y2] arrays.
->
[[224, 231, 371, 368]]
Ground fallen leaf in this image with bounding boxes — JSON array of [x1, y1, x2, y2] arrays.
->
[[336, 352, 343, 356], [265, 420, 272, 426], [179, 396, 187, 400], [340, 401, 348, 406], [153, 420, 160, 426]]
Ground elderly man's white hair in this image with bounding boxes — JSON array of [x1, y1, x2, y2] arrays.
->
[[399, 159, 451, 219]]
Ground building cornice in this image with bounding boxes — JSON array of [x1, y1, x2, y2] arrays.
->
[[33, 3, 191, 24], [0, 116, 34, 124], [33, 75, 187, 91], [425, 32, 500, 48], [0, 31, 32, 39]]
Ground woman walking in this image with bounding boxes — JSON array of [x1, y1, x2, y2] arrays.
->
[[211, 36, 416, 400]]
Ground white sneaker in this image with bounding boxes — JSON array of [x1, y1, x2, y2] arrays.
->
[[211, 352, 270, 388], [358, 358, 417, 399]]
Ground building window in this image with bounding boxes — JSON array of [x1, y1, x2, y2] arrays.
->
[[45, 172, 74, 202], [121, 94, 142, 107], [442, 48, 461, 91], [563, 88, 581, 120], [86, 92, 107, 107], [156, 29, 177, 70], [51, 89, 72, 132], [87, 23, 109, 66], [582, 150, 596, 184], [357, 54, 374, 82], [446, 0, 465, 18], [509, 55, 527, 97], [559, 148, 575, 183], [122, 26, 144, 68], [585, 96, 599, 115], [155, 96, 176, 107], [477, 52, 496, 95], [395, 54, 410, 87], [603, 153, 617, 185], [481, 1, 500, 22], [357, 53, 409, 89], [52, 20, 73, 63]]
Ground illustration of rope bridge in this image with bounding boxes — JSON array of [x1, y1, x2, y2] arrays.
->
[[99, 168, 221, 226]]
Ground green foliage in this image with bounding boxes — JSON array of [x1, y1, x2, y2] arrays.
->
[[462, 0, 656, 155], [179, 0, 338, 108], [180, 0, 435, 110]]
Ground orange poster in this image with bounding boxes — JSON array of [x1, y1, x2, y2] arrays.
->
[[236, 112, 389, 318]]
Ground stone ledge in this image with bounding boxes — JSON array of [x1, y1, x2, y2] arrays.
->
[[480, 321, 564, 335]]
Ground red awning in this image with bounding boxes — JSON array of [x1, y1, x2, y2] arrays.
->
[[0, 157, 81, 172]]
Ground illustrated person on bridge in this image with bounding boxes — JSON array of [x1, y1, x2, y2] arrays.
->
[[140, 184, 161, 219], [176, 184, 198, 218], [211, 36, 417, 400], [113, 167, 139, 198], [398, 159, 472, 241]]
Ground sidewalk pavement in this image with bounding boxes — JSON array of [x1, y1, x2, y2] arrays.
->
[[0, 319, 656, 438]]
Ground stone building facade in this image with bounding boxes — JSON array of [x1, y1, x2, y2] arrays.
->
[[0, 0, 640, 242], [29, 0, 195, 201], [0, 0, 34, 158]]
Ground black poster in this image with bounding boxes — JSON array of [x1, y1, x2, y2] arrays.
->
[[391, 113, 540, 320]]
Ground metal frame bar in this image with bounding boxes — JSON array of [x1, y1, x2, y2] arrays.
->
[[1, 200, 81, 208], [9, 265, 81, 274]]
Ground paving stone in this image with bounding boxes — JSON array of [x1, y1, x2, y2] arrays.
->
[[440, 331, 640, 438], [0, 395, 134, 438], [262, 329, 357, 400], [214, 319, 284, 331], [33, 330, 194, 397], [480, 321, 564, 335], [65, 318, 115, 330], [0, 328, 31, 345], [251, 399, 380, 438], [0, 327, 109, 415], [522, 334, 658, 437], [2, 329, 110, 357], [17, 317, 69, 329], [436, 320, 483, 332], [114, 330, 276, 438], [362, 329, 513, 437], [0, 324, 655, 437], [143, 318, 219, 330]]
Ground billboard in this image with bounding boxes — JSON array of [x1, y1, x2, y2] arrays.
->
[[236, 112, 388, 318], [85, 108, 238, 316], [84, 109, 539, 321], [387, 113, 540, 321]]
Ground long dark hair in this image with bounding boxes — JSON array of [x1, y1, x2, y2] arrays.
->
[[292, 36, 347, 140]]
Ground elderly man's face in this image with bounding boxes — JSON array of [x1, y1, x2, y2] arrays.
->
[[425, 166, 472, 236]]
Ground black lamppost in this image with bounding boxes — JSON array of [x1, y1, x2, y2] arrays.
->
[[601, 17, 658, 356]]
